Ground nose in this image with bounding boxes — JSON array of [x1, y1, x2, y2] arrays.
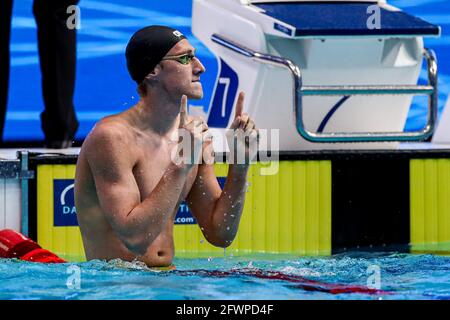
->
[[193, 57, 206, 75]]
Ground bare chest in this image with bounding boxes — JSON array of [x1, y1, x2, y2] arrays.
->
[[132, 146, 198, 202]]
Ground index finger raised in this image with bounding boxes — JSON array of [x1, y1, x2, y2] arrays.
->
[[179, 95, 188, 127], [234, 91, 245, 119]]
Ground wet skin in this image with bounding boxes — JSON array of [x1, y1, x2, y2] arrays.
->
[[75, 39, 258, 267]]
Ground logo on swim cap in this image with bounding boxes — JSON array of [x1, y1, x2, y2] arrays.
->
[[173, 30, 183, 38]]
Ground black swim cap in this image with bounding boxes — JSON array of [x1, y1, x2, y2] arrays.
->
[[125, 25, 187, 84]]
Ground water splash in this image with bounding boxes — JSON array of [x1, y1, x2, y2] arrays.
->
[[1, 252, 450, 299]]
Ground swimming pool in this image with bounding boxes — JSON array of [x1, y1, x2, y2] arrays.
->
[[1, 251, 449, 300]]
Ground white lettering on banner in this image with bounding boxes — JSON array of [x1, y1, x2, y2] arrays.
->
[[175, 217, 195, 224], [63, 206, 77, 215], [60, 184, 75, 206]]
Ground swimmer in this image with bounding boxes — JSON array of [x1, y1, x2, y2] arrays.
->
[[74, 25, 258, 267]]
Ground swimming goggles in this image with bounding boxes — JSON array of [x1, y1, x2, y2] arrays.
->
[[161, 53, 196, 65]]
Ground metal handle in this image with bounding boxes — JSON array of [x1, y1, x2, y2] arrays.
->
[[17, 151, 34, 237], [211, 33, 438, 142]]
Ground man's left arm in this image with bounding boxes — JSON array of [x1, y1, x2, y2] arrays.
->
[[186, 91, 256, 248], [186, 162, 249, 248]]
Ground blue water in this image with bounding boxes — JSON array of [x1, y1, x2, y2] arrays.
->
[[1, 252, 449, 300]]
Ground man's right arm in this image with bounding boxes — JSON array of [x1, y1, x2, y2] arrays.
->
[[83, 124, 190, 255]]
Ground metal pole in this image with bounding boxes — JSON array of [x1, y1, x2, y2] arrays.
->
[[17, 151, 34, 237], [211, 34, 439, 143]]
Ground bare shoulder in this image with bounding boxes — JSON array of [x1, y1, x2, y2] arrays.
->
[[81, 116, 136, 167], [89, 114, 131, 139]]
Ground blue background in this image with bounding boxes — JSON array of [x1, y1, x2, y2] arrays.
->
[[53, 179, 77, 227], [5, 0, 449, 141]]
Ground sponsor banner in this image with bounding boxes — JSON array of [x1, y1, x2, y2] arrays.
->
[[53, 177, 227, 226], [54, 179, 77, 227], [175, 177, 226, 225]]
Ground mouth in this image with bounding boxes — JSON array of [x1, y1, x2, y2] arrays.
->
[[191, 79, 200, 83]]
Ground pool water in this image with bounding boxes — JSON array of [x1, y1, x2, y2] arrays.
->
[[1, 251, 449, 300]]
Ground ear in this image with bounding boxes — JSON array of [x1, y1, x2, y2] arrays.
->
[[145, 64, 162, 81]]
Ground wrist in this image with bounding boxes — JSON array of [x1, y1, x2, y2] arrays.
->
[[229, 163, 250, 174], [169, 162, 192, 175]]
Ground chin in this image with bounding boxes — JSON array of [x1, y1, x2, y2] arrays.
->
[[190, 92, 203, 100], [187, 87, 203, 100]]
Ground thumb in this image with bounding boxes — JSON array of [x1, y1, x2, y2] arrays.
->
[[229, 116, 241, 129], [179, 95, 188, 127]]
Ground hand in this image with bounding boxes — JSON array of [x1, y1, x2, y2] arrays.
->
[[226, 91, 258, 165], [172, 95, 212, 169]]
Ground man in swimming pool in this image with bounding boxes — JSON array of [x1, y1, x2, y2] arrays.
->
[[74, 26, 258, 267]]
